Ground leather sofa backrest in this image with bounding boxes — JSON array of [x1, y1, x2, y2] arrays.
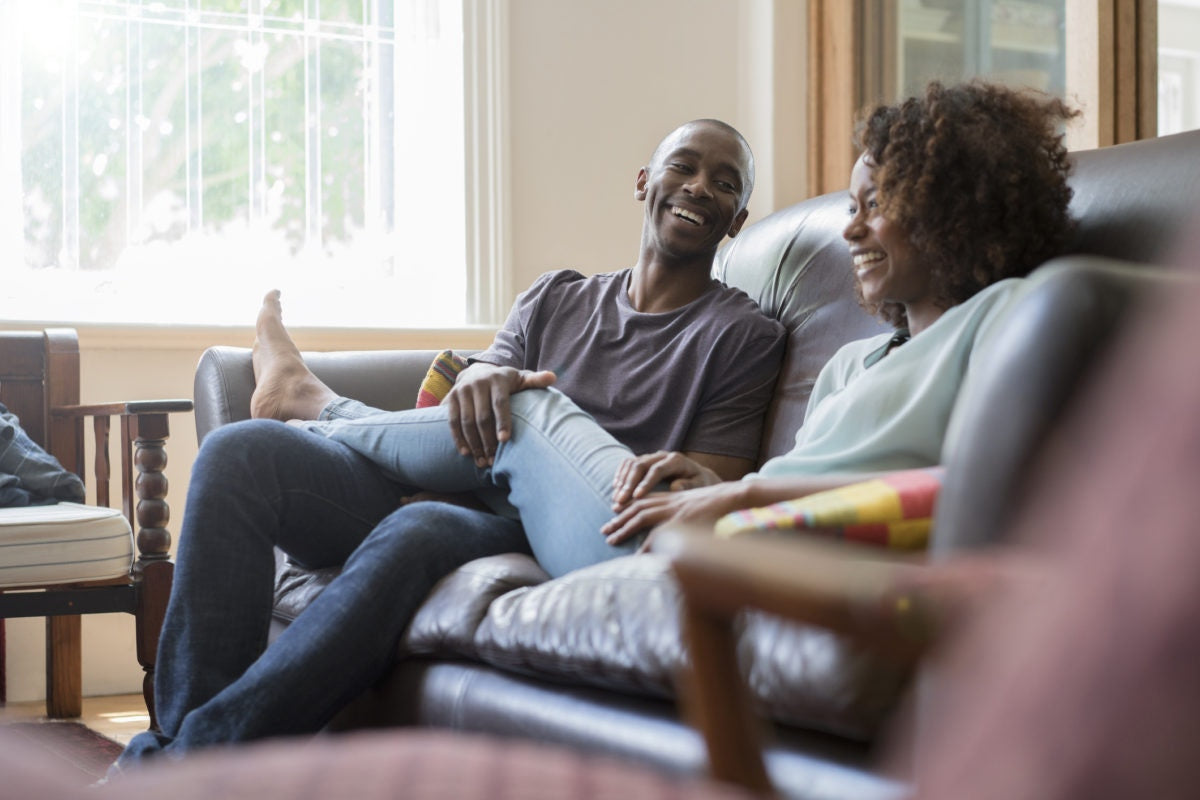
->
[[194, 347, 456, 443], [714, 194, 889, 464], [1067, 128, 1200, 263], [934, 256, 1186, 554], [717, 128, 1200, 467]]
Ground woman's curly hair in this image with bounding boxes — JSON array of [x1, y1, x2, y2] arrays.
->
[[853, 81, 1079, 328]]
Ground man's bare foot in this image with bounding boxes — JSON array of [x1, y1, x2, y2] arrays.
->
[[249, 290, 337, 421]]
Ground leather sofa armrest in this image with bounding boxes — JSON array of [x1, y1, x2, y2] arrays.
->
[[193, 346, 479, 443]]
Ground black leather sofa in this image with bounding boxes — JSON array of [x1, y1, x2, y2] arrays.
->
[[193, 129, 1200, 800]]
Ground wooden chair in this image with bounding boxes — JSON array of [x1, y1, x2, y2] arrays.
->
[[0, 328, 191, 726], [659, 529, 932, 795]]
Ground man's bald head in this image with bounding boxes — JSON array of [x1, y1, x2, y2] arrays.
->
[[648, 119, 755, 208]]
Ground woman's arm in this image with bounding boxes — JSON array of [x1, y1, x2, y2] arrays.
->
[[602, 471, 900, 548]]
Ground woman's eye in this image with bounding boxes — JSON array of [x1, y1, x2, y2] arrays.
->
[[847, 205, 858, 216], [717, 181, 735, 192]]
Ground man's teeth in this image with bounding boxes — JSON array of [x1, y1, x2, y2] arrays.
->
[[672, 207, 705, 226], [853, 252, 885, 267]]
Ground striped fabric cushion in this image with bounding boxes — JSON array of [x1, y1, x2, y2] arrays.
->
[[415, 350, 470, 408], [0, 503, 134, 588], [714, 467, 944, 550]]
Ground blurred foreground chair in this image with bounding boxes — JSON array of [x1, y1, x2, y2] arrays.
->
[[0, 328, 191, 726], [662, 255, 1190, 796]]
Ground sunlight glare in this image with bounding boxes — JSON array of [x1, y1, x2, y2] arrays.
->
[[16, 0, 74, 62]]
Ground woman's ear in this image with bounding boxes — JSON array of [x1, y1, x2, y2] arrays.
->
[[634, 167, 649, 201]]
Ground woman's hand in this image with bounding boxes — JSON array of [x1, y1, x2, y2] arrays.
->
[[601, 481, 751, 551], [610, 451, 723, 509]]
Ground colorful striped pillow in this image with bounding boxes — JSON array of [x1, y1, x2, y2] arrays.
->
[[415, 350, 469, 408], [714, 467, 944, 550]]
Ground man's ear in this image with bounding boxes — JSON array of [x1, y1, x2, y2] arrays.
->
[[726, 207, 750, 238], [634, 167, 649, 201]]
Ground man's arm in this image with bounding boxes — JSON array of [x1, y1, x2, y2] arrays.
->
[[449, 271, 571, 465], [444, 362, 555, 467]]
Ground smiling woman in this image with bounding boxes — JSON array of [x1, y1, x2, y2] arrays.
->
[[0, 0, 479, 328]]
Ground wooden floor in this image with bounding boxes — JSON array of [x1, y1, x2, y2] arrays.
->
[[0, 694, 146, 745]]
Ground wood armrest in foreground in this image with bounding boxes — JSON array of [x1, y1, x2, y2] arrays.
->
[[653, 526, 935, 795]]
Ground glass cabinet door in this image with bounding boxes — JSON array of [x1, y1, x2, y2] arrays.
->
[[863, 0, 1067, 104]]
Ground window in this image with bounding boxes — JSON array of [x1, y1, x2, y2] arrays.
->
[[867, 0, 1066, 101], [0, 0, 477, 328], [808, 0, 1163, 197], [1159, 0, 1200, 135]]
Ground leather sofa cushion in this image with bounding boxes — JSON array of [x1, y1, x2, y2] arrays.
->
[[278, 552, 913, 741]]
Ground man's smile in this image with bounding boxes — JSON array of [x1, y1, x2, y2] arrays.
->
[[671, 205, 706, 226]]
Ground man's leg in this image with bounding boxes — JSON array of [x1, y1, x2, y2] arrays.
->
[[118, 418, 412, 764], [316, 388, 639, 578], [120, 497, 528, 765]]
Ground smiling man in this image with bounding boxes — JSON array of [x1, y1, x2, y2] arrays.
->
[[252, 118, 784, 483], [111, 119, 786, 770]]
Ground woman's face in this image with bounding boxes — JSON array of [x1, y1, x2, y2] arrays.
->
[[843, 154, 936, 327]]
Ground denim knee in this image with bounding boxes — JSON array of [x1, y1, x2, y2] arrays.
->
[[362, 501, 529, 571], [194, 419, 285, 473]]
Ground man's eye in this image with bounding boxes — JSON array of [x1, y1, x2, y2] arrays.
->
[[669, 162, 693, 172], [717, 181, 736, 192], [847, 205, 858, 216]]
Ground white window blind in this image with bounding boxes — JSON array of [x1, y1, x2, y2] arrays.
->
[[0, 0, 472, 328]]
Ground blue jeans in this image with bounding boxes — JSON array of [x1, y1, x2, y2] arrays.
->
[[117, 419, 529, 766], [313, 387, 643, 579]]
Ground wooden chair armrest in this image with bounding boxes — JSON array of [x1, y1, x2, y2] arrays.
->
[[54, 399, 194, 417], [655, 526, 936, 658], [50, 399, 194, 564], [653, 526, 937, 795]]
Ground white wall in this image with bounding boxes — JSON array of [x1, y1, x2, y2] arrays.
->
[[3, 0, 807, 703], [506, 0, 807, 293]]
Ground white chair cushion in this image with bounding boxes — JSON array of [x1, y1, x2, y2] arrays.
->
[[0, 503, 134, 589]]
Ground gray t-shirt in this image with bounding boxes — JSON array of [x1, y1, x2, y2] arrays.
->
[[473, 269, 786, 461]]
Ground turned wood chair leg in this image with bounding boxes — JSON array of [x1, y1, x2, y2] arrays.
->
[[45, 615, 83, 718], [130, 413, 175, 732], [135, 560, 171, 731]]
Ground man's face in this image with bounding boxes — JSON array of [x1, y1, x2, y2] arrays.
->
[[636, 122, 752, 260]]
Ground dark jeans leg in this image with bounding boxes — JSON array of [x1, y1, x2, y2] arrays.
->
[[119, 419, 528, 764]]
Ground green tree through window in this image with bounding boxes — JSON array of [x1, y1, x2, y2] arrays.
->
[[1, 0, 466, 327]]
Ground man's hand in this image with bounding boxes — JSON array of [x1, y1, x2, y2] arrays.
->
[[601, 481, 750, 551], [610, 451, 722, 509], [444, 363, 556, 466]]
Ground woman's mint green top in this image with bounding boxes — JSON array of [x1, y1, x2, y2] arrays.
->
[[753, 278, 1025, 478]]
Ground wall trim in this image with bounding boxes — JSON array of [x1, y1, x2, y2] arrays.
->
[[0, 322, 497, 353]]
